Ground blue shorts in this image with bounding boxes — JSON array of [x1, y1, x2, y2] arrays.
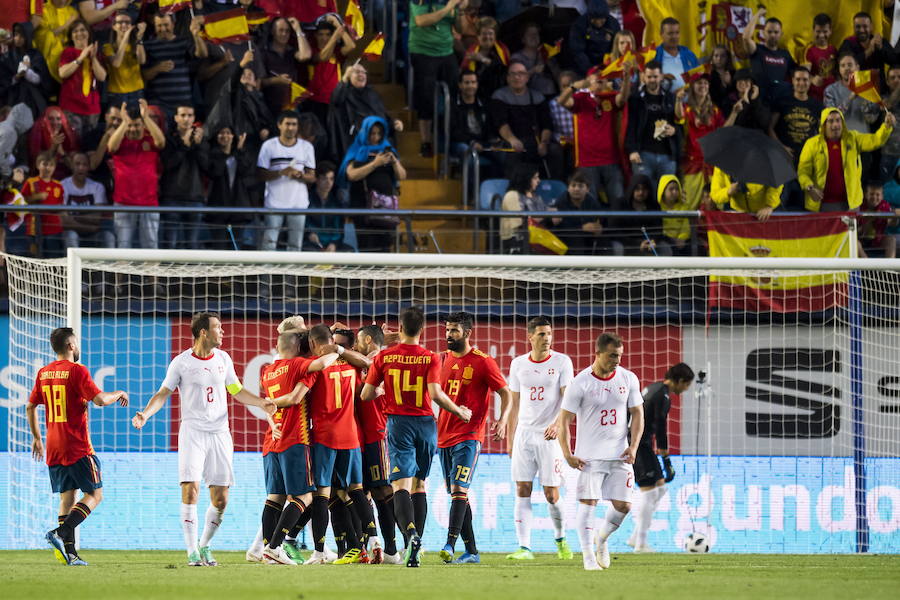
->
[[311, 444, 362, 489], [440, 440, 481, 493], [49, 455, 102, 494], [264, 444, 315, 496], [362, 439, 391, 489], [386, 414, 437, 482]]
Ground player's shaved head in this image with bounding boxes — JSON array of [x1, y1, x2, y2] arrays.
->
[[595, 331, 623, 354], [358, 324, 384, 347], [191, 312, 221, 340], [308, 324, 333, 345], [527, 316, 551, 334], [400, 306, 426, 337], [50, 327, 75, 355], [445, 311, 474, 332], [277, 330, 301, 354], [278, 315, 306, 334]]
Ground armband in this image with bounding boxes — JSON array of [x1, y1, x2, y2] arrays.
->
[[226, 382, 243, 395]]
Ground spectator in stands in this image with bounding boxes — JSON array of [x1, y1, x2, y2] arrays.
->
[[510, 23, 557, 97], [288, 0, 337, 23], [102, 11, 146, 107], [569, 0, 620, 77], [880, 66, 900, 182], [857, 181, 897, 258], [76, 0, 128, 38], [726, 69, 770, 131], [838, 11, 896, 74], [461, 16, 509, 103], [499, 163, 548, 254], [553, 169, 622, 255], [676, 70, 726, 214], [257, 109, 315, 252], [653, 17, 698, 93], [455, 0, 481, 55], [883, 160, 900, 245], [32, 0, 80, 81], [0, 104, 33, 179], [60, 151, 114, 249], [738, 9, 795, 102], [769, 66, 823, 209], [160, 104, 209, 249], [656, 174, 691, 255], [142, 13, 208, 119], [709, 167, 781, 221], [0, 22, 52, 119], [29, 106, 78, 180], [805, 13, 837, 102], [603, 30, 639, 90], [625, 60, 678, 188], [57, 20, 106, 140], [305, 14, 355, 129], [548, 70, 575, 167], [824, 53, 880, 134], [708, 44, 734, 111], [107, 99, 166, 249], [556, 63, 631, 209], [305, 160, 354, 252], [206, 127, 258, 250], [22, 150, 65, 258], [449, 70, 497, 178], [328, 63, 403, 166], [617, 173, 665, 255], [490, 60, 561, 179], [409, 0, 463, 158], [798, 107, 895, 212], [84, 104, 121, 190], [340, 116, 406, 253]]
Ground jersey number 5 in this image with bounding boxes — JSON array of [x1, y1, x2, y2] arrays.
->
[[42, 385, 67, 423]]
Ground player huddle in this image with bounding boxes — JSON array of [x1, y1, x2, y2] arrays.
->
[[28, 308, 694, 571]]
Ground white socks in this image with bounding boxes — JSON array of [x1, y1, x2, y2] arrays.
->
[[514, 496, 533, 549], [199, 505, 225, 548], [180, 503, 199, 554], [635, 486, 665, 547], [547, 501, 565, 540], [249, 525, 264, 553], [575, 502, 596, 562], [597, 507, 627, 543]]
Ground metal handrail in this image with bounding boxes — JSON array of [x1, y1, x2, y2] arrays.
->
[[432, 81, 452, 178]]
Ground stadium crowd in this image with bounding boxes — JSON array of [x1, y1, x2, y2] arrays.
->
[[1, 0, 899, 260]]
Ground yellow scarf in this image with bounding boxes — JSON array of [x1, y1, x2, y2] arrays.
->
[[81, 53, 91, 97]]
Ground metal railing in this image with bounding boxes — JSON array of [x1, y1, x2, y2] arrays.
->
[[432, 81, 452, 178]]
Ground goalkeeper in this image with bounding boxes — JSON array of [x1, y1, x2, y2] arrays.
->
[[628, 363, 694, 553]]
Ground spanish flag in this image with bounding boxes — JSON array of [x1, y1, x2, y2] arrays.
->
[[849, 69, 883, 106], [681, 62, 712, 85], [246, 10, 270, 27], [529, 223, 568, 255], [598, 51, 634, 79], [636, 43, 656, 69], [541, 39, 562, 60], [344, 0, 365, 40], [363, 33, 385, 61], [465, 41, 510, 71], [159, 0, 191, 14], [29, 0, 43, 16], [3, 187, 26, 232], [705, 211, 851, 313], [203, 8, 250, 44], [285, 82, 312, 110]]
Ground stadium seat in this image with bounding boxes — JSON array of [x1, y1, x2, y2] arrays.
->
[[478, 179, 509, 211]]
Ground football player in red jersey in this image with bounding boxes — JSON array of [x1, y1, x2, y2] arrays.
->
[[437, 312, 512, 564], [361, 306, 472, 567], [27, 327, 129, 566]]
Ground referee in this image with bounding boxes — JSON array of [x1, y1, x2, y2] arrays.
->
[[629, 363, 694, 552]]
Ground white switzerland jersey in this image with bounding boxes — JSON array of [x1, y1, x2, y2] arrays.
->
[[162, 349, 242, 433], [561, 366, 643, 460], [508, 352, 575, 429]]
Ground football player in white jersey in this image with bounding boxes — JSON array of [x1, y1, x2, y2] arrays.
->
[[132, 312, 277, 566], [557, 332, 644, 571], [506, 317, 575, 561]]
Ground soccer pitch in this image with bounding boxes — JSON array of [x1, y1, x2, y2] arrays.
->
[[2, 552, 898, 600]]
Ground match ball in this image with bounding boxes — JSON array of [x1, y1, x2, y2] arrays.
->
[[684, 532, 710, 553]]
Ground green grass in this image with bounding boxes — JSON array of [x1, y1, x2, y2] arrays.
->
[[1, 551, 899, 600]]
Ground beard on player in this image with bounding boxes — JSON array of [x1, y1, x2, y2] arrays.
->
[[447, 336, 466, 352]]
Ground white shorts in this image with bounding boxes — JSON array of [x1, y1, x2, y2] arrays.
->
[[511, 427, 565, 488], [178, 422, 235, 487], [575, 459, 634, 502]]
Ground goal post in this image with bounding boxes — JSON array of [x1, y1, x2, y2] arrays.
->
[[3, 249, 899, 554]]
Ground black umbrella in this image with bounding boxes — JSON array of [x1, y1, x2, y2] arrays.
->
[[497, 6, 579, 53], [698, 126, 797, 187]]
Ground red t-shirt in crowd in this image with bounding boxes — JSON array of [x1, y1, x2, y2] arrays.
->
[[29, 360, 102, 466], [366, 344, 442, 417], [260, 356, 315, 455], [111, 133, 160, 206], [59, 46, 101, 116], [282, 0, 336, 22], [306, 359, 360, 449], [307, 45, 343, 104], [682, 104, 725, 175], [806, 44, 837, 101], [22, 176, 63, 236], [823, 140, 846, 205], [437, 349, 506, 448], [571, 90, 620, 168]]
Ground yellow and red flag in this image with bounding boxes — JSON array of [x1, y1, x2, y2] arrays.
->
[[681, 62, 712, 85], [285, 82, 312, 110], [850, 69, 883, 105], [636, 43, 656, 68], [362, 33, 385, 61], [344, 0, 365, 40], [203, 8, 250, 44], [705, 211, 851, 312], [159, 0, 192, 14], [540, 39, 562, 61], [29, 0, 43, 16], [597, 51, 635, 79], [529, 223, 568, 255], [245, 10, 270, 28]]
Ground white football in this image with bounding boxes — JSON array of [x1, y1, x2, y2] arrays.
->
[[684, 532, 710, 553]]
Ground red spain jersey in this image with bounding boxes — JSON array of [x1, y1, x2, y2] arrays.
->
[[307, 359, 360, 449], [22, 176, 64, 236], [366, 344, 442, 417], [356, 367, 387, 445], [28, 360, 101, 466], [260, 356, 315, 455], [438, 348, 506, 448], [571, 90, 620, 168]]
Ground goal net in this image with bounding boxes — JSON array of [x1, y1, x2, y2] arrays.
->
[[3, 250, 899, 554]]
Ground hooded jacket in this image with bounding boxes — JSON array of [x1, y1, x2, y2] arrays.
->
[[657, 174, 693, 240], [569, 0, 620, 75], [710, 167, 782, 214], [797, 107, 893, 211], [0, 103, 34, 177]]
